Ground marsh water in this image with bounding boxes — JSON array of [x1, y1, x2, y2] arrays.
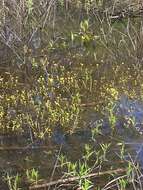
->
[[1, 2, 143, 189]]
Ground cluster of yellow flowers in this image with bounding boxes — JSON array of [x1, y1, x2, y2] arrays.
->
[[107, 87, 118, 100]]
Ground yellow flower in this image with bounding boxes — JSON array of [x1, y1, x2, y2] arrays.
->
[[107, 87, 118, 100]]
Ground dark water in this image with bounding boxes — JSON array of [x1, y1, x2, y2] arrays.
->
[[1, 93, 143, 188]]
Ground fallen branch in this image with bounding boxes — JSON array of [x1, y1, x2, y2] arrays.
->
[[29, 168, 126, 190], [0, 145, 50, 151]]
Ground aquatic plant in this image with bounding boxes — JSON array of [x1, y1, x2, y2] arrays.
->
[[4, 173, 21, 190], [26, 168, 39, 184], [25, 0, 34, 15]]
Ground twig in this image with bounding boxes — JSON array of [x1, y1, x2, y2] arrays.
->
[[48, 145, 62, 190], [0, 145, 50, 151], [109, 9, 143, 20], [80, 102, 96, 107], [29, 168, 126, 190]]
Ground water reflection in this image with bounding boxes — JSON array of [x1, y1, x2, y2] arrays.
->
[[115, 95, 143, 134]]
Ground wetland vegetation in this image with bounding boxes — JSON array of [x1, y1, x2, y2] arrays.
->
[[1, 0, 143, 189]]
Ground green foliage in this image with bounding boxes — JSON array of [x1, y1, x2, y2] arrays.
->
[[26, 0, 34, 15], [83, 144, 95, 161], [118, 178, 128, 190], [100, 143, 111, 161], [4, 173, 21, 190], [26, 168, 39, 183], [62, 156, 94, 189]]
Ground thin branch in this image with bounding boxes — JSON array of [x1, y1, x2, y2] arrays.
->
[[29, 168, 126, 190]]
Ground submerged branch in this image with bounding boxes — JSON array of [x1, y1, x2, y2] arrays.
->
[[0, 145, 50, 151], [29, 168, 126, 190]]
